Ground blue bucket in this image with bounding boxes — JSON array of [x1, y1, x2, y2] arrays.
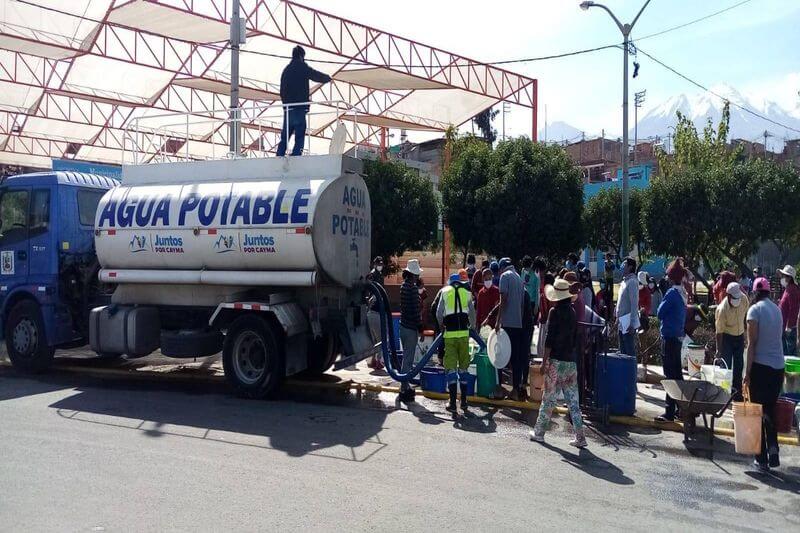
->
[[461, 373, 476, 396], [391, 312, 401, 351], [420, 367, 447, 393]]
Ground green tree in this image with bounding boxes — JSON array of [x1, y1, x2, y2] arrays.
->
[[440, 134, 493, 260], [583, 187, 646, 260], [642, 167, 714, 290], [477, 138, 583, 262], [362, 159, 440, 264], [657, 102, 739, 178], [473, 108, 499, 144]]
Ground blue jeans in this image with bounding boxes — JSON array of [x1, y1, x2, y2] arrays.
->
[[276, 108, 307, 156], [399, 325, 419, 392], [619, 330, 637, 359]]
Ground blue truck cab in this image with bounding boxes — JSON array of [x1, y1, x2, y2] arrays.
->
[[0, 171, 117, 371]]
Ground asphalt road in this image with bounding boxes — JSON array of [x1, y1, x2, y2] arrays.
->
[[1, 370, 798, 532]]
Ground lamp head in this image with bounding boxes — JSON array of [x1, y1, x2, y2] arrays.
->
[[580, 1, 594, 10]]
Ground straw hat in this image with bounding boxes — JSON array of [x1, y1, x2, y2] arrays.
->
[[545, 278, 573, 302], [778, 264, 796, 279]]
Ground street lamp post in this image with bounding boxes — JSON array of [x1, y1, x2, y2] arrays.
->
[[580, 0, 651, 258]]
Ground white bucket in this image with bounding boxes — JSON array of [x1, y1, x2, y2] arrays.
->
[[686, 344, 705, 378]]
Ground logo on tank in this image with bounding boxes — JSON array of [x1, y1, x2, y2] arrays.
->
[[242, 234, 276, 254], [214, 234, 238, 253], [153, 234, 184, 254], [129, 234, 148, 253]]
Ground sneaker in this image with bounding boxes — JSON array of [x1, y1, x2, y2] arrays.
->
[[445, 403, 457, 413], [752, 459, 770, 473], [569, 437, 588, 449], [654, 414, 675, 423], [529, 430, 545, 443]]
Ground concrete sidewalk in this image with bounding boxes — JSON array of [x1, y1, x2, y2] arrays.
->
[[2, 345, 798, 444]]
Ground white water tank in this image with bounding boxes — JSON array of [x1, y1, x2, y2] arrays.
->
[[94, 155, 371, 288]]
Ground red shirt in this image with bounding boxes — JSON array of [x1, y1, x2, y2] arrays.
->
[[639, 286, 652, 315], [476, 285, 500, 328], [779, 282, 800, 329], [471, 269, 485, 299]]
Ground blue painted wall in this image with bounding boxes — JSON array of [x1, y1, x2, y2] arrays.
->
[[581, 163, 666, 277]]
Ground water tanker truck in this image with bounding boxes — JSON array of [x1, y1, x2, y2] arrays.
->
[[0, 155, 382, 397]]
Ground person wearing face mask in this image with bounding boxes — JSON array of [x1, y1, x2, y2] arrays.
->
[[615, 257, 640, 359], [368, 256, 385, 287], [649, 276, 662, 316], [529, 278, 587, 448], [477, 269, 500, 329], [715, 282, 748, 401], [777, 264, 799, 355], [655, 259, 689, 422], [398, 259, 423, 402]]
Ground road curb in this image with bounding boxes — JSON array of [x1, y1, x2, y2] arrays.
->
[[2, 360, 797, 446]]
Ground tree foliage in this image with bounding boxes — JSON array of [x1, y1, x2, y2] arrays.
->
[[583, 187, 646, 260], [645, 109, 800, 280], [473, 108, 499, 144], [363, 159, 440, 263], [657, 102, 739, 178], [440, 134, 493, 255]]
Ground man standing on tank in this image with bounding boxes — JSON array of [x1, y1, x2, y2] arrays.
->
[[277, 46, 332, 157]]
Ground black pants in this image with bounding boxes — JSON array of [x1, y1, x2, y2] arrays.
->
[[504, 327, 527, 390], [749, 362, 785, 464], [661, 337, 683, 418], [720, 333, 745, 400]]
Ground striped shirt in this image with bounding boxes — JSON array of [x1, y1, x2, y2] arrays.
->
[[400, 280, 421, 330]]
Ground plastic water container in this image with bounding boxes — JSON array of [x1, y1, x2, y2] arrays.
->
[[391, 312, 401, 351], [474, 350, 497, 397], [686, 342, 705, 378], [461, 373, 476, 396], [594, 352, 637, 416], [419, 367, 447, 393]]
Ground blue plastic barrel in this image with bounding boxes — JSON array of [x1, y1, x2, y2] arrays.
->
[[391, 312, 401, 350], [462, 373, 476, 396], [419, 367, 447, 393], [594, 352, 637, 416]]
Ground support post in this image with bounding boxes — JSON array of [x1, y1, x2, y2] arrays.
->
[[229, 0, 241, 156]]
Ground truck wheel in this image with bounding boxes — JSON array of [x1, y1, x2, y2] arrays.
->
[[5, 300, 55, 373], [222, 315, 284, 399], [303, 333, 338, 376]]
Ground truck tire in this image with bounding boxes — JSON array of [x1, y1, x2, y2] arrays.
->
[[4, 300, 55, 373], [160, 329, 223, 358], [222, 315, 284, 399], [303, 333, 338, 376]]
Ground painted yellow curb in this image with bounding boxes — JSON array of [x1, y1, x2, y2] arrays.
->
[[2, 360, 797, 446]]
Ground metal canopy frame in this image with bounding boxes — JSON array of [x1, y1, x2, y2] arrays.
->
[[0, 0, 537, 166]]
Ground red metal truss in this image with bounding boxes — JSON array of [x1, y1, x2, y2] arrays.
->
[[0, 0, 537, 165]]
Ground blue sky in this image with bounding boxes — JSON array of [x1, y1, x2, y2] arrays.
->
[[298, 0, 800, 139]]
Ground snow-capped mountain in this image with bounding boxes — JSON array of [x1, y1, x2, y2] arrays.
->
[[538, 121, 584, 143], [634, 85, 800, 152]]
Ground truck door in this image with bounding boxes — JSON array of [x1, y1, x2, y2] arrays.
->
[[0, 187, 30, 287], [28, 187, 53, 279]]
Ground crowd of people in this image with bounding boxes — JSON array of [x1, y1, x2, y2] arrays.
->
[[369, 252, 789, 466]]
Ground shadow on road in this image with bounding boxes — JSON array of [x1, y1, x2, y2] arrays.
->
[[540, 441, 635, 485], [15, 371, 392, 463]]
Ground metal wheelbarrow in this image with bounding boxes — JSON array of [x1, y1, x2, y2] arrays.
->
[[661, 380, 737, 444]]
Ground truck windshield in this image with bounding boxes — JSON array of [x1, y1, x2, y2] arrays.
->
[[77, 189, 105, 226]]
